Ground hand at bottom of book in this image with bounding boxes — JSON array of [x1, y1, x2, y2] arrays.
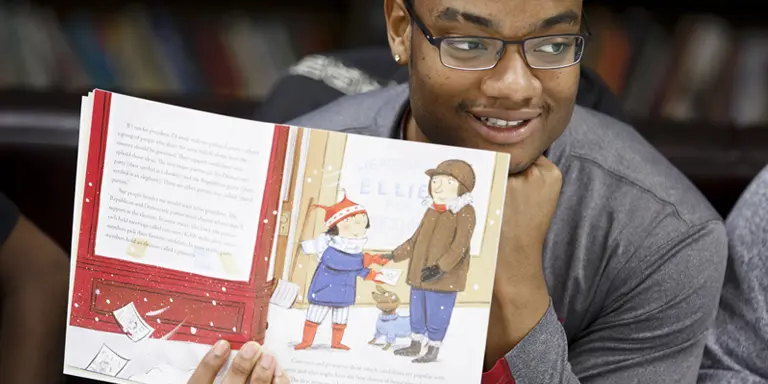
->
[[188, 340, 290, 384]]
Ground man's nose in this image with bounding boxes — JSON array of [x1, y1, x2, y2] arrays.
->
[[479, 47, 543, 107]]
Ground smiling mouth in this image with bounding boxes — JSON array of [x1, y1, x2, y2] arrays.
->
[[472, 115, 530, 128], [470, 113, 531, 129]]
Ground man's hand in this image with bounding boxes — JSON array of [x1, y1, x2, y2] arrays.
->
[[420, 265, 444, 283], [188, 340, 290, 384], [485, 156, 562, 369]]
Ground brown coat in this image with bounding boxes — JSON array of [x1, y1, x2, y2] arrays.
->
[[392, 204, 476, 292]]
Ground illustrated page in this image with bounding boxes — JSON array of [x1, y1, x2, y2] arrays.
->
[[265, 130, 510, 384]]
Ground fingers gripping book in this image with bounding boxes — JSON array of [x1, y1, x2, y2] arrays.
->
[[64, 90, 510, 384]]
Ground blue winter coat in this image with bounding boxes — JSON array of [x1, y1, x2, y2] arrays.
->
[[307, 247, 370, 307]]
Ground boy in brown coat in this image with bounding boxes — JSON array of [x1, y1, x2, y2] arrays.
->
[[391, 159, 476, 363]]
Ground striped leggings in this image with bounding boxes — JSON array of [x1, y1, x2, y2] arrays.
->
[[306, 304, 350, 324]]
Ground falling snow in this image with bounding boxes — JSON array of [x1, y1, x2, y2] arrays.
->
[[190, 327, 197, 335], [85, 198, 90, 203], [209, 322, 214, 327], [473, 284, 479, 290], [307, 178, 312, 183], [95, 289, 101, 295], [212, 301, 217, 306], [88, 182, 93, 187], [221, 287, 227, 292], [169, 298, 174, 303], [106, 299, 111, 304]]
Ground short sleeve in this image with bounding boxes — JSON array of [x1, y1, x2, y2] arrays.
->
[[0, 193, 20, 247]]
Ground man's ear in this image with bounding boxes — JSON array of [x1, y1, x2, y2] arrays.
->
[[384, 0, 410, 65]]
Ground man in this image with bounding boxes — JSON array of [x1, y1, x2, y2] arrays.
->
[[0, 192, 70, 383], [285, 0, 728, 382], [698, 165, 768, 384], [391, 159, 476, 363]]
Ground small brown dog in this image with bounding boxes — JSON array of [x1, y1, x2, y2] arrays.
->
[[369, 285, 411, 350]]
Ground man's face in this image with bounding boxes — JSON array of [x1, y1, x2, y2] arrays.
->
[[387, 0, 583, 174], [430, 175, 460, 203]]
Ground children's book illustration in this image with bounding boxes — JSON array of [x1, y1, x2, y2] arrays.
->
[[64, 90, 509, 384], [390, 159, 477, 363], [294, 192, 393, 350], [368, 285, 411, 351]]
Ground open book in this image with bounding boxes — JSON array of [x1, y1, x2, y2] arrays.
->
[[64, 90, 510, 384]]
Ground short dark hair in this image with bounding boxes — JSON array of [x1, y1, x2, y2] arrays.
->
[[325, 213, 371, 236]]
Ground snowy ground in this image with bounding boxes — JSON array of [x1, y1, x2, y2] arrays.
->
[[63, 304, 489, 384], [264, 304, 489, 384]]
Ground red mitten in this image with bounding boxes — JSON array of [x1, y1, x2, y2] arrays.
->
[[371, 254, 391, 265], [364, 270, 383, 284], [363, 253, 375, 268]]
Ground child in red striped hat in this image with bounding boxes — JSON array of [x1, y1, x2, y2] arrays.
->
[[295, 191, 392, 350]]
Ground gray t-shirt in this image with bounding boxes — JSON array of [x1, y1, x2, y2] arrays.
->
[[288, 84, 728, 383], [698, 165, 768, 384]]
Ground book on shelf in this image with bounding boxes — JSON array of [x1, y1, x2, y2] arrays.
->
[[63, 89, 511, 384]]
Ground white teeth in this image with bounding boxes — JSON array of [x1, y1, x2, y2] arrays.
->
[[479, 116, 525, 128]]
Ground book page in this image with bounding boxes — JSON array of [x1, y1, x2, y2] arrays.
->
[[265, 130, 510, 384], [93, 93, 275, 281]]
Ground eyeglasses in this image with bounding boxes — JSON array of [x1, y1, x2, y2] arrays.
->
[[403, 0, 591, 71]]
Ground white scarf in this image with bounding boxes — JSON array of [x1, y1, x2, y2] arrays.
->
[[300, 234, 368, 262], [422, 192, 474, 214]]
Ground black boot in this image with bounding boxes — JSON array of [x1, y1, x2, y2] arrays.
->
[[394, 339, 422, 357], [412, 345, 439, 363]]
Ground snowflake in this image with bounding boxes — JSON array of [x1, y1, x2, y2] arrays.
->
[[190, 327, 197, 335], [95, 317, 100, 322], [95, 289, 101, 295], [106, 299, 110, 304], [144, 298, 148, 302], [473, 284, 479, 291], [170, 298, 174, 303], [74, 303, 79, 308], [209, 322, 214, 327], [232, 327, 237, 332], [212, 300, 217, 306], [85, 198, 90, 203], [221, 287, 227, 292], [307, 178, 312, 183]]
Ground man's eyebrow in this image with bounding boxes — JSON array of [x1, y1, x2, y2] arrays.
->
[[435, 7, 497, 30], [531, 10, 580, 33]]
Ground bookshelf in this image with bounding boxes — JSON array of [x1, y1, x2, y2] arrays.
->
[[1, 0, 766, 217]]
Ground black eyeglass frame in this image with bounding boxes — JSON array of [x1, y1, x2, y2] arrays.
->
[[402, 0, 593, 71]]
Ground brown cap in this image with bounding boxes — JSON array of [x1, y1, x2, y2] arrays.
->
[[425, 159, 476, 192]]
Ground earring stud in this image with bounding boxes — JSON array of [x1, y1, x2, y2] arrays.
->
[[394, 54, 401, 62]]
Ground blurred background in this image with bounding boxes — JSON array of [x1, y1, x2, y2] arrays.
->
[[0, 0, 767, 255]]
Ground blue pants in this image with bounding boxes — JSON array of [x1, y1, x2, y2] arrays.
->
[[409, 288, 458, 342]]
